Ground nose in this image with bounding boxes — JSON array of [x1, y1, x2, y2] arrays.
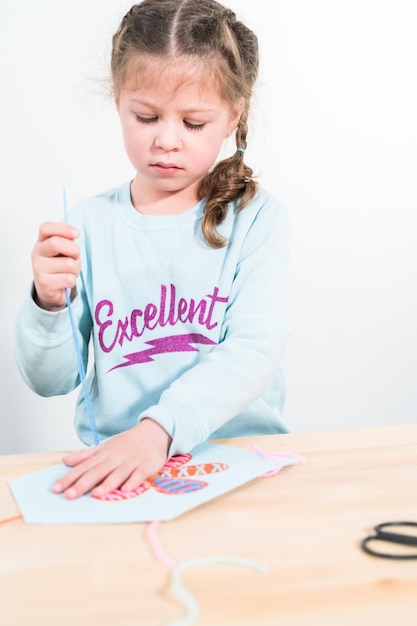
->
[[154, 121, 182, 152]]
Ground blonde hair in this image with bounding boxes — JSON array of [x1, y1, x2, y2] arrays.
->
[[112, 0, 259, 247]]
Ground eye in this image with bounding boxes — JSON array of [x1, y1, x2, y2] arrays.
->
[[184, 121, 206, 131], [135, 114, 158, 124]]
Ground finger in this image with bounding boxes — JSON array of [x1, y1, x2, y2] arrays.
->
[[62, 462, 135, 500], [53, 462, 111, 499], [33, 274, 79, 309], [33, 237, 80, 263], [62, 446, 98, 467], [38, 255, 80, 274], [34, 258, 81, 287], [119, 466, 159, 493], [52, 451, 102, 495], [32, 253, 81, 309], [91, 464, 140, 498], [37, 221, 79, 244]]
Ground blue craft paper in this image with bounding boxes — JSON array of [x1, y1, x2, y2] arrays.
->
[[8, 442, 298, 525]]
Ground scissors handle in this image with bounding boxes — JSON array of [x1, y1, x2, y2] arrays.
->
[[361, 521, 417, 559]]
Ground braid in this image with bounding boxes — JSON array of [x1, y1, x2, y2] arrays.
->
[[196, 3, 259, 247], [198, 108, 257, 248]]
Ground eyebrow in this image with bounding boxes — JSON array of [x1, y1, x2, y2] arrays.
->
[[128, 97, 216, 114]]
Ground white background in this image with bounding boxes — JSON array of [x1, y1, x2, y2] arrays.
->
[[1, 0, 416, 453]]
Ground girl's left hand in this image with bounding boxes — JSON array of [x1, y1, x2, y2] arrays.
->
[[52, 418, 172, 499]]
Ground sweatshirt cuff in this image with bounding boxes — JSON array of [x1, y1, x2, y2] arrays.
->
[[138, 401, 206, 458], [19, 292, 77, 343]]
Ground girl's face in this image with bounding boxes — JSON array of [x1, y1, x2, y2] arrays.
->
[[116, 59, 243, 212]]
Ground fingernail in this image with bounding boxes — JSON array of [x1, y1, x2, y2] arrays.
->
[[65, 488, 77, 499], [52, 482, 63, 493]]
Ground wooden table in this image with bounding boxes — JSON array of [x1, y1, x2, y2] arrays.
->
[[1, 424, 417, 625]]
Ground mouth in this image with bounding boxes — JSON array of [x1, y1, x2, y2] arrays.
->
[[152, 162, 183, 175]]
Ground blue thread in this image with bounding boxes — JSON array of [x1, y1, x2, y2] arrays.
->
[[236, 147, 245, 153], [63, 186, 99, 446]]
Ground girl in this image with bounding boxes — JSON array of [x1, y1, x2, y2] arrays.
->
[[15, 0, 291, 499]]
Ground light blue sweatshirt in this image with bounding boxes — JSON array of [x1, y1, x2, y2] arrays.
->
[[15, 181, 291, 454]]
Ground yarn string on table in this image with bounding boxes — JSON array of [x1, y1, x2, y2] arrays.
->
[[250, 443, 306, 476], [0, 515, 22, 525], [146, 520, 267, 626]]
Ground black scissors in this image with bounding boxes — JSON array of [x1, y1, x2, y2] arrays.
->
[[361, 521, 417, 559]]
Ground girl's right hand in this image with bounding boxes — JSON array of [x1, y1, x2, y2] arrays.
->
[[32, 221, 81, 311]]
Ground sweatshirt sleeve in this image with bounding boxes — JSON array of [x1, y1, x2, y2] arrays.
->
[[140, 196, 292, 455], [14, 286, 91, 397]]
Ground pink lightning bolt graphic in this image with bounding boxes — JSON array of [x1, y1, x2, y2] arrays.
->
[[108, 333, 217, 371]]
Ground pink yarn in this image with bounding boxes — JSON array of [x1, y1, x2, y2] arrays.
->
[[250, 443, 306, 476], [146, 520, 176, 568], [0, 514, 22, 525], [145, 519, 267, 626]]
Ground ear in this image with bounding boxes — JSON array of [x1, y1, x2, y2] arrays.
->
[[227, 97, 245, 135]]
